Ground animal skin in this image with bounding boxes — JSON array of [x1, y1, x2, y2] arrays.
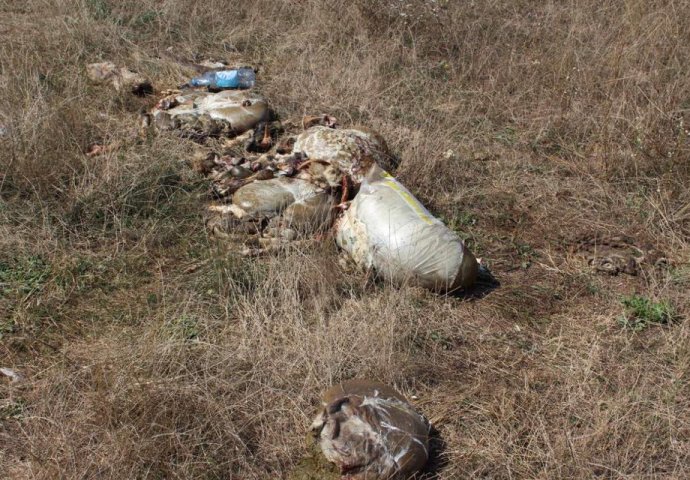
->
[[293, 126, 398, 186]]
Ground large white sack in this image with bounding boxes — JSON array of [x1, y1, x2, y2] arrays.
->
[[336, 167, 478, 292]]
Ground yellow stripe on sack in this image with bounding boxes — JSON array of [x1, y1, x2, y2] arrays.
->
[[380, 172, 434, 225]]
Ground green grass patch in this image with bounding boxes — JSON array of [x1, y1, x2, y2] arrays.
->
[[165, 314, 200, 341], [618, 294, 676, 331], [0, 255, 51, 298], [86, 0, 111, 20], [0, 398, 26, 421]]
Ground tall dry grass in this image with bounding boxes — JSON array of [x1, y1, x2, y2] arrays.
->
[[1, 0, 689, 478]]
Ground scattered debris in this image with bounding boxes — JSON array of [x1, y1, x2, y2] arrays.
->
[[86, 61, 153, 96], [86, 140, 121, 157], [230, 177, 322, 219], [0, 367, 23, 383], [246, 121, 283, 153], [86, 144, 108, 156], [196, 120, 478, 290], [197, 59, 228, 70], [77, 58, 490, 474], [142, 64, 482, 292], [571, 234, 667, 276], [223, 130, 255, 150], [214, 177, 336, 243], [309, 379, 430, 480], [293, 125, 399, 180], [302, 114, 338, 129], [266, 190, 335, 238]]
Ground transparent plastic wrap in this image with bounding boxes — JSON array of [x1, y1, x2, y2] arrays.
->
[[336, 167, 478, 292], [152, 90, 268, 136], [230, 177, 324, 219], [310, 379, 429, 480]]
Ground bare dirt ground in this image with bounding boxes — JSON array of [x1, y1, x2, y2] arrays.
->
[[1, 1, 689, 478]]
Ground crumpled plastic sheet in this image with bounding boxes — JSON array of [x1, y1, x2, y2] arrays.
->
[[310, 379, 430, 480], [151, 90, 268, 138]]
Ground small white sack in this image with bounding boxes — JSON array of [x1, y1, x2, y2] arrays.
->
[[231, 177, 322, 219], [336, 167, 478, 291]]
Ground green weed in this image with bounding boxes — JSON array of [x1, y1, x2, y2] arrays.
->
[[514, 240, 536, 269], [0, 398, 26, 420], [618, 295, 676, 331], [86, 0, 111, 20], [445, 210, 477, 231], [0, 255, 51, 298], [166, 314, 200, 341]]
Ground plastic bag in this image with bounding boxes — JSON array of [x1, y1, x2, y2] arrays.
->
[[192, 90, 266, 132], [154, 90, 268, 136], [230, 177, 323, 219], [267, 191, 335, 236], [336, 167, 478, 292], [310, 379, 429, 480]]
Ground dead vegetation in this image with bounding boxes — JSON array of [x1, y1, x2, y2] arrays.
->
[[1, 0, 689, 478]]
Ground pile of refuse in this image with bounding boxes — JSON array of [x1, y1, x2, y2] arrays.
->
[[113, 63, 481, 293], [85, 61, 482, 478]]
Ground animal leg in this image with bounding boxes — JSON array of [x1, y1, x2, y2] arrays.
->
[[297, 158, 330, 171], [259, 122, 272, 150], [332, 176, 352, 210], [340, 175, 350, 204]]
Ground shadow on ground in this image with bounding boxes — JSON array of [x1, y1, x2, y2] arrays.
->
[[449, 266, 501, 301], [420, 425, 449, 479]]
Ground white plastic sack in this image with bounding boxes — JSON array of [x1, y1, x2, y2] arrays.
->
[[336, 167, 478, 292]]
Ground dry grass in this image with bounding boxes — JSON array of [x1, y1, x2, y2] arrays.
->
[[1, 0, 690, 478]]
